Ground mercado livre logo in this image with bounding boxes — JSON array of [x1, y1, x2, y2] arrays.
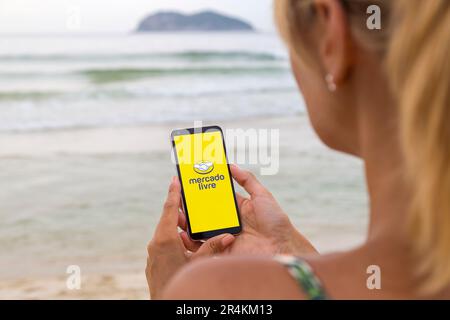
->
[[190, 160, 225, 190]]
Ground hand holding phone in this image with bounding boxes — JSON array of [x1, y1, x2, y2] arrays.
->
[[146, 175, 236, 299]]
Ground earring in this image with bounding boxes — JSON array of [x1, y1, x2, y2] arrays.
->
[[325, 73, 337, 92]]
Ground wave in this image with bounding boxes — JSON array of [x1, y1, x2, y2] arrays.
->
[[0, 50, 284, 62], [80, 66, 288, 83], [0, 86, 296, 102], [0, 65, 289, 83], [0, 91, 61, 101]]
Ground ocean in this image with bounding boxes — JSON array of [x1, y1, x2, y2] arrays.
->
[[0, 32, 301, 132], [0, 33, 367, 296]]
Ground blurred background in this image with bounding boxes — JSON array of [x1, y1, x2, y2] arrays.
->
[[0, 0, 367, 299]]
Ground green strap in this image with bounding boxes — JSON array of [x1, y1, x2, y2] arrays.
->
[[275, 255, 328, 300]]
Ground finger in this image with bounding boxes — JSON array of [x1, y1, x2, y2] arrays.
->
[[156, 176, 181, 234], [177, 194, 187, 230], [235, 192, 252, 214], [230, 164, 268, 197], [178, 211, 187, 231], [194, 233, 235, 258], [235, 192, 248, 209], [178, 195, 185, 215], [180, 231, 201, 252]]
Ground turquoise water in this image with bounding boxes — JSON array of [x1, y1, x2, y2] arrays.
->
[[0, 33, 302, 131]]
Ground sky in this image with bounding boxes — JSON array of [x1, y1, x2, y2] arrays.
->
[[0, 0, 275, 34]]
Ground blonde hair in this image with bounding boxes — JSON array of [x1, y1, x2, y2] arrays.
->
[[275, 0, 450, 293]]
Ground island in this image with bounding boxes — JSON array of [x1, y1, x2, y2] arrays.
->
[[136, 10, 254, 32]]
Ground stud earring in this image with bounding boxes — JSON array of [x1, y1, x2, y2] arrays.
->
[[325, 73, 337, 92]]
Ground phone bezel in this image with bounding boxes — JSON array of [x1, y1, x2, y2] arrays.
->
[[171, 125, 242, 241]]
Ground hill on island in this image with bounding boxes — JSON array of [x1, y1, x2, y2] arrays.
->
[[136, 10, 254, 32]]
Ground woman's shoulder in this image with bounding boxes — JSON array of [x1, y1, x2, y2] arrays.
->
[[163, 248, 394, 299], [162, 255, 310, 299]]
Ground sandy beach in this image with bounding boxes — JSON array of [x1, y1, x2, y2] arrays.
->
[[0, 115, 368, 299]]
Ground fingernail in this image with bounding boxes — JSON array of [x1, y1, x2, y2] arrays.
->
[[221, 234, 234, 247], [168, 176, 175, 190], [172, 176, 177, 184], [230, 164, 240, 174]]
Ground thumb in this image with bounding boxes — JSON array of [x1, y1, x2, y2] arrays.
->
[[193, 233, 235, 258]]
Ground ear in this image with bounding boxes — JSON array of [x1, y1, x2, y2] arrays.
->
[[313, 0, 353, 85]]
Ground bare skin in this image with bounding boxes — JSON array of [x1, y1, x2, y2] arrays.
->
[[147, 0, 450, 299]]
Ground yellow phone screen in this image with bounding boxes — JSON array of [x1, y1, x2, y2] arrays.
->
[[173, 129, 240, 234]]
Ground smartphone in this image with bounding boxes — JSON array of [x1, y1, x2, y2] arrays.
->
[[171, 125, 241, 240]]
